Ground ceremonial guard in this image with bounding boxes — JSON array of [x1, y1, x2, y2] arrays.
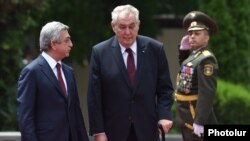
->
[[175, 11, 219, 141]]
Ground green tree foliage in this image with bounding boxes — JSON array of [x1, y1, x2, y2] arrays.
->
[[215, 79, 250, 124], [155, 0, 198, 15], [0, 0, 49, 131], [36, 0, 159, 65], [2, 0, 249, 131], [0, 0, 161, 131], [198, 0, 250, 89], [36, 0, 110, 64]]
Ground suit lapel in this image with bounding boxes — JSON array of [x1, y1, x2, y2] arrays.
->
[[110, 37, 131, 89], [110, 36, 146, 93], [62, 64, 72, 106], [135, 36, 146, 92], [38, 55, 67, 100], [182, 54, 195, 65], [182, 50, 203, 66]]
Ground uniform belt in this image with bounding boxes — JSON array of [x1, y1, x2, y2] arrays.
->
[[175, 93, 198, 101], [175, 93, 197, 119], [175, 93, 198, 126]]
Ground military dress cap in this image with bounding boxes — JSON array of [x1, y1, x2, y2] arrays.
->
[[183, 11, 218, 35]]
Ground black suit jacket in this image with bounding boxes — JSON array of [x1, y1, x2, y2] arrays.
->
[[17, 55, 89, 141], [87, 35, 174, 141]]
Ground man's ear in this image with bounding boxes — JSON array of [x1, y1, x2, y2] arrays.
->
[[111, 22, 116, 33], [50, 40, 57, 50], [138, 21, 140, 27]]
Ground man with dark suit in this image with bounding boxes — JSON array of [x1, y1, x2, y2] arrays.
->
[[17, 21, 89, 141], [87, 4, 174, 141], [175, 11, 219, 141]]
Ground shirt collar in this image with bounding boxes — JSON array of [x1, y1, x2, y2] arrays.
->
[[41, 52, 62, 69], [120, 41, 137, 54]]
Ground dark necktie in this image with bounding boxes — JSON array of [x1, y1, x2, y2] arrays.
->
[[126, 48, 136, 88], [56, 63, 67, 97]]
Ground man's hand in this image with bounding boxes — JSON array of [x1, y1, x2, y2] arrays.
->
[[94, 133, 108, 141], [158, 119, 173, 134], [193, 123, 204, 137], [180, 35, 190, 50]]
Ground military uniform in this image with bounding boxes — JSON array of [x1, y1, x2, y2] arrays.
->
[[176, 47, 218, 140], [175, 11, 219, 141], [178, 48, 190, 65]]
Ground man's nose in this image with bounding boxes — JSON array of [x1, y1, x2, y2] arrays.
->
[[125, 27, 130, 34]]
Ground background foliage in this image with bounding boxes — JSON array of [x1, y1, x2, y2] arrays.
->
[[0, 0, 49, 131], [215, 79, 250, 124], [0, 0, 249, 131], [171, 79, 250, 133], [198, 0, 250, 89]]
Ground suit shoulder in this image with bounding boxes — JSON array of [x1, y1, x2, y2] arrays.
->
[[202, 50, 212, 56], [202, 50, 217, 59], [62, 63, 73, 71], [137, 35, 163, 48], [198, 50, 218, 65], [22, 56, 42, 70], [19, 56, 44, 79], [93, 36, 115, 50]]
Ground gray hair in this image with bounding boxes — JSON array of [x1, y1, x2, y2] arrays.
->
[[111, 4, 140, 23], [39, 21, 69, 51]]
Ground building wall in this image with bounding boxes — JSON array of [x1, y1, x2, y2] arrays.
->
[[73, 28, 185, 130], [157, 28, 185, 87]]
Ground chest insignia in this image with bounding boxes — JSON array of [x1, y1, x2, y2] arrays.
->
[[204, 64, 213, 76]]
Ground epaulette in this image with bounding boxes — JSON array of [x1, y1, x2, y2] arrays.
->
[[202, 50, 211, 56]]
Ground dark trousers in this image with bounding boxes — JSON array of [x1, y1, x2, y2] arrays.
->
[[127, 124, 138, 141], [69, 131, 73, 141], [181, 126, 203, 141]]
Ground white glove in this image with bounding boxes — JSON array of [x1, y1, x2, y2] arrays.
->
[[193, 123, 204, 137], [180, 35, 190, 50]]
